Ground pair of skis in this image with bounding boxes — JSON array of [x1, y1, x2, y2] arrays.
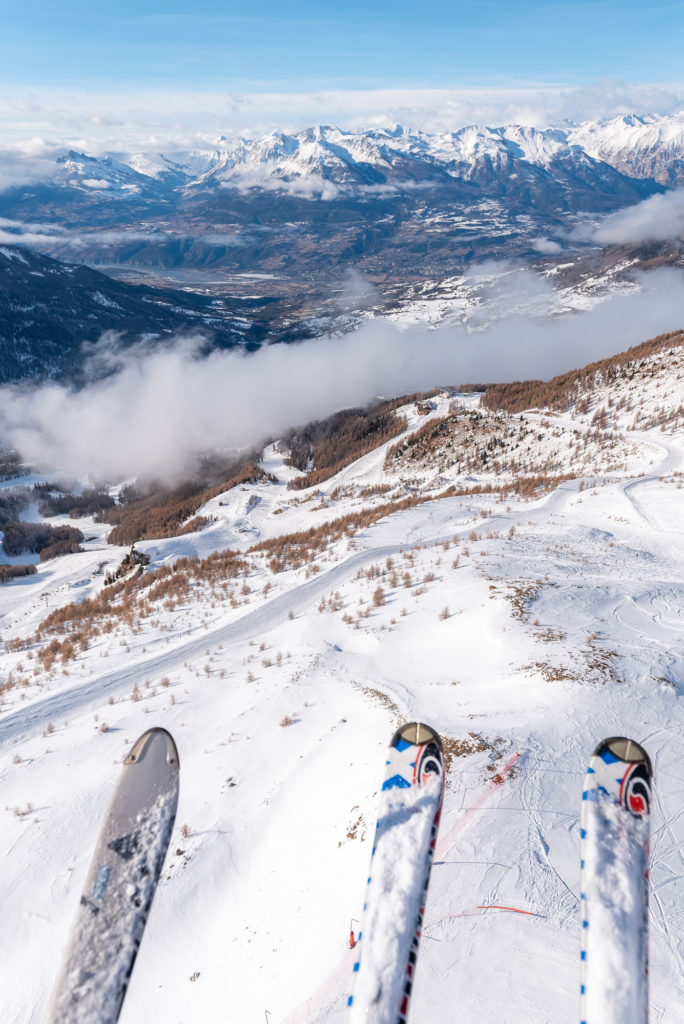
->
[[346, 730, 652, 1024], [46, 724, 652, 1024]]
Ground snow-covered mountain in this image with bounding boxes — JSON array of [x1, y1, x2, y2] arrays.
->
[[5, 119, 673, 202], [0, 121, 661, 281], [2, 112, 684, 302], [569, 113, 684, 185], [0, 334, 682, 1022], [43, 115, 684, 194], [54, 150, 170, 199]]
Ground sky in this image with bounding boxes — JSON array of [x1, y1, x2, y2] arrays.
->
[[2, 0, 684, 92]]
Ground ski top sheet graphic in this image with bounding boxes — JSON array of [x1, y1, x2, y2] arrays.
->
[[347, 722, 444, 1024], [579, 737, 652, 1024], [48, 728, 180, 1024]]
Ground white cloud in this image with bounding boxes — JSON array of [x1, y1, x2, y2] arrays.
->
[[583, 189, 684, 246], [1, 266, 682, 481], [0, 81, 683, 158], [218, 167, 340, 200], [0, 228, 69, 248], [532, 237, 563, 255]]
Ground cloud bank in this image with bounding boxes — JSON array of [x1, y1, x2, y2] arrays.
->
[[1, 81, 683, 159], [586, 189, 684, 245], [0, 267, 682, 482]]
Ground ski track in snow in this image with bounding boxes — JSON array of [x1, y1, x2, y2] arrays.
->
[[0, 481, 582, 749], [0, 372, 683, 1024]]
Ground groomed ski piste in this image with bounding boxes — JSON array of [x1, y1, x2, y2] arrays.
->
[[0, 342, 683, 1023]]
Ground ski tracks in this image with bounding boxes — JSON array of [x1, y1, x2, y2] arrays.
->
[[0, 479, 578, 750]]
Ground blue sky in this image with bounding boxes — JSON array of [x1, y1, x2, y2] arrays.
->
[[2, 0, 684, 90]]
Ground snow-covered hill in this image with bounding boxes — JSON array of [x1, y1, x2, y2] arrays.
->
[[0, 340, 683, 1023]]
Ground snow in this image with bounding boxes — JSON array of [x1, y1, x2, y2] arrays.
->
[[582, 794, 649, 1024], [348, 775, 441, 1024], [91, 290, 122, 309], [0, 246, 29, 263], [0, 347, 683, 1023], [81, 178, 111, 190], [569, 112, 684, 181]]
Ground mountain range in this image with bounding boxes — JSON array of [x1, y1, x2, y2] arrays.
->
[[3, 114, 681, 279], [3, 112, 684, 384]]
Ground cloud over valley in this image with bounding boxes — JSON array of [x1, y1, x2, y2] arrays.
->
[[1, 267, 683, 482]]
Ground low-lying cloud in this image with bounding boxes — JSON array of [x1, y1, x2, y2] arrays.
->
[[0, 218, 247, 254], [584, 189, 684, 246], [0, 267, 682, 483]]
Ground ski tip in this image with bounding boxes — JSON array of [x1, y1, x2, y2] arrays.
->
[[592, 736, 651, 775], [391, 722, 442, 750], [125, 728, 180, 771]]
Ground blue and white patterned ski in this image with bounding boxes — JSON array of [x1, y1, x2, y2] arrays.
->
[[347, 722, 444, 1024], [48, 728, 180, 1024], [579, 736, 652, 1024]]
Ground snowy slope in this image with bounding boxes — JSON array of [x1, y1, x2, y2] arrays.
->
[[0, 349, 683, 1024]]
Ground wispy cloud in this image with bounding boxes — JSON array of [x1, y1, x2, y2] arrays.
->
[[1, 266, 682, 481]]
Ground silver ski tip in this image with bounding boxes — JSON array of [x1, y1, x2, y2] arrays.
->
[[600, 736, 651, 771], [125, 727, 179, 769], [394, 722, 442, 749]]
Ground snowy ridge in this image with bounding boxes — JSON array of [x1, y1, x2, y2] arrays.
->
[[0, 343, 683, 1022], [569, 113, 684, 185], [30, 113, 684, 195]]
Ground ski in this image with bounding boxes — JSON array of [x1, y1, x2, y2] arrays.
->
[[579, 736, 652, 1024], [347, 722, 444, 1024], [48, 727, 180, 1024]]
